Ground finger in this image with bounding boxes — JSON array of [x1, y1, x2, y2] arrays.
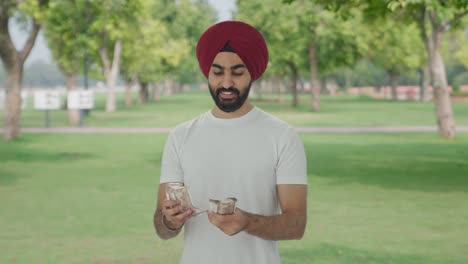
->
[[174, 209, 194, 222], [164, 206, 185, 217], [207, 211, 215, 223], [207, 212, 225, 226], [162, 199, 180, 208], [166, 209, 193, 227]]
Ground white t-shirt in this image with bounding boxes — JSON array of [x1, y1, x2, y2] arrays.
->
[[160, 107, 307, 264]]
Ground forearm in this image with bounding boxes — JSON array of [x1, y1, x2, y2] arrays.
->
[[243, 210, 306, 240], [154, 208, 182, 240]]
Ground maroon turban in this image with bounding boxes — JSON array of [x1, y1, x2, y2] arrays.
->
[[196, 21, 269, 81]]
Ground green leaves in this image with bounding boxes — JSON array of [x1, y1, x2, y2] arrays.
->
[[367, 19, 424, 76], [237, 0, 366, 77], [17, 0, 49, 23], [387, 1, 406, 11]]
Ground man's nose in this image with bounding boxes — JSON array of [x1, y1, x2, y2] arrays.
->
[[221, 74, 234, 88]]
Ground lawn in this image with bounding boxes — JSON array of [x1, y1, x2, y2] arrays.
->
[[6, 90, 468, 128], [1, 133, 467, 263]]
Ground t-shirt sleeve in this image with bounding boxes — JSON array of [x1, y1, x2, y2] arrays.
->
[[160, 131, 184, 184], [276, 127, 308, 185]]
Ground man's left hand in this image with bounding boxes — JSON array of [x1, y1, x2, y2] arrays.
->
[[207, 208, 249, 236]]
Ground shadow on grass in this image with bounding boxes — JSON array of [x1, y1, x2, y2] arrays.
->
[[307, 140, 468, 193], [0, 146, 95, 163], [281, 243, 464, 264], [0, 137, 95, 185], [0, 169, 23, 186]]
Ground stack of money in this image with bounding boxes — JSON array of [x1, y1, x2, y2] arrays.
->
[[209, 198, 237, 215], [165, 182, 198, 212]]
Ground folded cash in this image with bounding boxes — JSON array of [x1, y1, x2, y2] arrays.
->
[[166, 183, 238, 216], [209, 197, 237, 215], [165, 182, 199, 213]]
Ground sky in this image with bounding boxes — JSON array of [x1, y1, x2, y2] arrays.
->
[[9, 0, 236, 66]]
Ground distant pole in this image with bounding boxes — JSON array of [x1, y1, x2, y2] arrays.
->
[[45, 110, 50, 128], [79, 108, 84, 127], [83, 0, 91, 116], [83, 49, 90, 116]]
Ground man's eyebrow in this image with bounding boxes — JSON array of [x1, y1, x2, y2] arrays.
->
[[230, 64, 245, 70], [211, 64, 224, 70], [211, 64, 246, 70]]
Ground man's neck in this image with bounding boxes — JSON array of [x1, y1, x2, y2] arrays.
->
[[211, 101, 254, 119]]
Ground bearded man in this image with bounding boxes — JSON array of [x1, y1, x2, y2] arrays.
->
[[154, 20, 308, 264]]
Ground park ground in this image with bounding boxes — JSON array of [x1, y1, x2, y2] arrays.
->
[[1, 91, 467, 263]]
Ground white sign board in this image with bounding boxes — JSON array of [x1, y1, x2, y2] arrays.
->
[[21, 91, 28, 109], [34, 91, 61, 110], [0, 91, 28, 110], [68, 90, 94, 110]]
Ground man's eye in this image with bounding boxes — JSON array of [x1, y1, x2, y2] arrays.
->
[[213, 72, 223, 76], [233, 72, 244, 76]]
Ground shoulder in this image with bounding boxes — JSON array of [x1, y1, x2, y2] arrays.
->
[[255, 107, 296, 138], [168, 112, 209, 143]]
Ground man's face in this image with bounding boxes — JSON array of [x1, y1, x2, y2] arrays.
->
[[208, 52, 252, 113]]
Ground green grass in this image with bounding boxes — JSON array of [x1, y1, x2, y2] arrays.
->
[[6, 90, 468, 128], [1, 133, 467, 263]]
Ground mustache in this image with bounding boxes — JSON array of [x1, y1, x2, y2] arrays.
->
[[216, 87, 240, 96]]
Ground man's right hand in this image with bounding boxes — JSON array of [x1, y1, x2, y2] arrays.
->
[[162, 199, 195, 230]]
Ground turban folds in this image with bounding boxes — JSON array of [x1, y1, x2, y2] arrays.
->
[[196, 21, 269, 81]]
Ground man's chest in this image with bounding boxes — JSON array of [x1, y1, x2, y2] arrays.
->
[[179, 130, 279, 205]]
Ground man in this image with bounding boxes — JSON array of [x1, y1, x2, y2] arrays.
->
[[154, 21, 308, 264]]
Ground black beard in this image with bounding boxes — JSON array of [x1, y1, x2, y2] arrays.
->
[[208, 82, 252, 113]]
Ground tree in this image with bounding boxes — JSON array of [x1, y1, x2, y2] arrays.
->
[[44, 0, 91, 125], [237, 0, 309, 107], [119, 0, 211, 105], [288, 0, 467, 138], [154, 0, 217, 92], [86, 0, 142, 112], [389, 0, 467, 138], [237, 0, 365, 109], [450, 23, 468, 69], [366, 19, 423, 100], [0, 0, 48, 140], [120, 8, 189, 104], [299, 5, 365, 110]]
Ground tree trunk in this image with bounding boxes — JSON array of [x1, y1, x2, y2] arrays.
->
[[175, 81, 182, 94], [266, 78, 273, 101], [344, 68, 352, 91], [64, 72, 80, 126], [320, 78, 327, 94], [309, 42, 320, 112], [418, 65, 430, 102], [0, 13, 41, 140], [124, 83, 133, 107], [3, 64, 23, 140], [258, 79, 267, 101], [389, 70, 399, 101], [428, 14, 456, 139], [125, 84, 133, 107], [418, 9, 456, 138], [152, 82, 160, 102], [99, 39, 122, 113], [430, 31, 456, 138], [164, 79, 173, 96], [278, 77, 286, 104], [124, 74, 137, 107], [139, 82, 149, 104], [288, 62, 298, 107]]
